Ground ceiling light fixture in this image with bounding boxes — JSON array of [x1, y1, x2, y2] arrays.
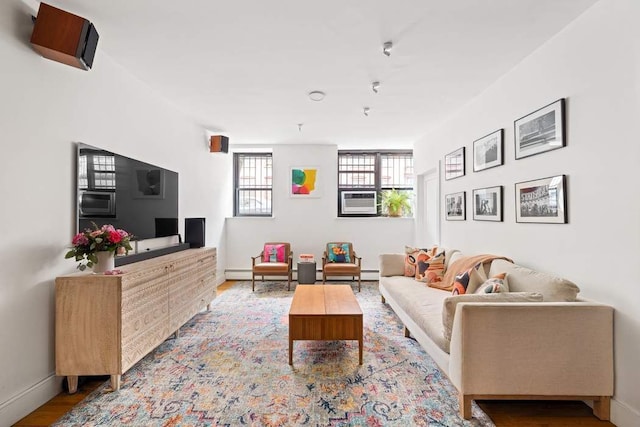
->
[[372, 81, 380, 93], [308, 91, 325, 101], [298, 123, 303, 132], [383, 41, 393, 56], [363, 107, 370, 116]]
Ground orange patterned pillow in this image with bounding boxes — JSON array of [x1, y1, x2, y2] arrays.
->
[[415, 250, 446, 284], [404, 246, 434, 277]]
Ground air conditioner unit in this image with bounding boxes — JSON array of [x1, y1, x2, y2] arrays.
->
[[341, 191, 377, 215]]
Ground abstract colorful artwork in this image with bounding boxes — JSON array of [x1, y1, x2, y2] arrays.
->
[[291, 167, 320, 197]]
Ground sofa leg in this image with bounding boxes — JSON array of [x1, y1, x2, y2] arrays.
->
[[593, 396, 611, 421], [404, 326, 410, 338], [459, 394, 472, 420], [381, 295, 386, 303]]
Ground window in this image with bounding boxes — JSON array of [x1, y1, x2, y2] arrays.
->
[[338, 150, 413, 217], [234, 153, 272, 216], [78, 151, 116, 190]]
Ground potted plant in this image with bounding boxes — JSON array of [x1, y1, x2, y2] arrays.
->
[[380, 189, 412, 217], [65, 223, 133, 272]]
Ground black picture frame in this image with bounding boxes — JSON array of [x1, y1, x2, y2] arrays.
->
[[472, 185, 503, 222], [445, 191, 466, 221], [514, 98, 565, 159], [515, 175, 567, 224], [473, 129, 503, 172], [444, 147, 465, 180]]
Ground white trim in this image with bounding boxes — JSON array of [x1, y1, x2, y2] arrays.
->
[[611, 398, 640, 427], [0, 374, 61, 426]]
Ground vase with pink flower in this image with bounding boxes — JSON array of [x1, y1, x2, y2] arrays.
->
[[65, 223, 134, 273]]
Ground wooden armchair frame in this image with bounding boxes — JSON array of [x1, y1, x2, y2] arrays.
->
[[322, 242, 362, 292], [251, 242, 293, 291]]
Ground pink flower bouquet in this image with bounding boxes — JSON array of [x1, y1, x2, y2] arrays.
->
[[65, 223, 133, 271]]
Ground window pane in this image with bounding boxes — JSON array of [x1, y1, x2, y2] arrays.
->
[[235, 153, 272, 216]]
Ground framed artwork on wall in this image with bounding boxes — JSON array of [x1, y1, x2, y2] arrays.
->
[[472, 185, 503, 222], [445, 191, 466, 221], [515, 175, 567, 224], [473, 129, 503, 172], [514, 98, 565, 159], [444, 147, 465, 180], [290, 166, 321, 198]]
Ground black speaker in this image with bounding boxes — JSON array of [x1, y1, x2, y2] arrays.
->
[[185, 218, 206, 248], [209, 135, 229, 153], [30, 3, 99, 70]]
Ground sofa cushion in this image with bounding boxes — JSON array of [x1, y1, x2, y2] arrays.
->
[[381, 276, 450, 352], [379, 254, 406, 277], [489, 259, 580, 302], [415, 250, 446, 284], [442, 292, 544, 352], [451, 264, 485, 295], [263, 244, 285, 263], [404, 246, 433, 277], [328, 243, 351, 263], [475, 273, 509, 294]]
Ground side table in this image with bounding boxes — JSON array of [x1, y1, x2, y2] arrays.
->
[[297, 262, 316, 284]]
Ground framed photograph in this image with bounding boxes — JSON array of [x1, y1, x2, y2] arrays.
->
[[133, 169, 165, 199], [515, 175, 567, 224], [444, 147, 465, 180], [472, 186, 503, 221], [473, 129, 503, 172], [515, 98, 565, 159], [445, 191, 466, 221], [290, 166, 321, 198]]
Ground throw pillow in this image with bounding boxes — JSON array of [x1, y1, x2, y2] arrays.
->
[[263, 244, 286, 263], [404, 245, 436, 277], [415, 250, 446, 284], [328, 243, 351, 263], [441, 291, 545, 347], [451, 263, 485, 295], [475, 273, 510, 294]]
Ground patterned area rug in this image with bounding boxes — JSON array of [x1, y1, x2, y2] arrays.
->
[[54, 281, 494, 426]]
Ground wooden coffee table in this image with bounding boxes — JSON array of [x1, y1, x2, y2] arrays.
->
[[289, 285, 363, 365]]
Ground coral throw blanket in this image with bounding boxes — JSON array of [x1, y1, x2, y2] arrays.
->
[[430, 254, 514, 291]]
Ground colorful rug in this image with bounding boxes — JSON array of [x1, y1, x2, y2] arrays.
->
[[53, 281, 494, 426]]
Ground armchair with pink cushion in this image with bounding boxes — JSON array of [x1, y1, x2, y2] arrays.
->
[[251, 242, 293, 291]]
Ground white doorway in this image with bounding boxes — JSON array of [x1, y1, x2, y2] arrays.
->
[[416, 165, 440, 247]]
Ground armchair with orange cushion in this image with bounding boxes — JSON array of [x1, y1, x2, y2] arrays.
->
[[322, 242, 362, 291], [251, 242, 293, 291]]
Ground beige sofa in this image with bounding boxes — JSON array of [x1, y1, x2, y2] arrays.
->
[[378, 250, 614, 420]]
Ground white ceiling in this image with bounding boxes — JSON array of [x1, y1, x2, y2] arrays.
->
[[41, 0, 598, 148]]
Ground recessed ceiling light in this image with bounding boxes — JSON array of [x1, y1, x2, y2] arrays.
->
[[308, 91, 325, 101]]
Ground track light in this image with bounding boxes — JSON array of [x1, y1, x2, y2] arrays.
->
[[298, 123, 303, 132], [383, 41, 393, 56], [363, 107, 370, 116], [372, 81, 380, 93]]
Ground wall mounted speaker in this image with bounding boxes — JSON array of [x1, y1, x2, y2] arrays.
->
[[30, 3, 99, 70], [210, 135, 229, 153], [185, 218, 206, 248]]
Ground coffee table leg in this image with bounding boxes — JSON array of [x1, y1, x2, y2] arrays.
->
[[359, 338, 363, 365], [289, 338, 293, 365]]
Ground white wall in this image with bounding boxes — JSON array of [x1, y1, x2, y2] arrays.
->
[[226, 144, 414, 278], [0, 1, 230, 424], [413, 0, 640, 424]]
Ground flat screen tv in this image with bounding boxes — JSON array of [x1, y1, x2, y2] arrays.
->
[[76, 143, 179, 242]]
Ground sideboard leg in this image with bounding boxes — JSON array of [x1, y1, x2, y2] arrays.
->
[[66, 376, 78, 394], [110, 375, 121, 391]]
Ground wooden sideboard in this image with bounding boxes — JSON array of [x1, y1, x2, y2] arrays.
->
[[55, 247, 216, 393]]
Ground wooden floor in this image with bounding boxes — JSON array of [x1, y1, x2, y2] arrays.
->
[[13, 281, 615, 427]]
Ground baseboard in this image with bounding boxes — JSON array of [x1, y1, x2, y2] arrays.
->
[[611, 397, 640, 427], [224, 269, 380, 282], [0, 373, 61, 426]]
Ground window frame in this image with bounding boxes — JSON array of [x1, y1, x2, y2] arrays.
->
[[233, 152, 273, 217], [337, 149, 414, 217]]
